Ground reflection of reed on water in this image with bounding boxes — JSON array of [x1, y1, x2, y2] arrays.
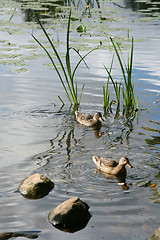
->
[[124, 0, 160, 12], [32, 108, 136, 170], [142, 120, 160, 146]]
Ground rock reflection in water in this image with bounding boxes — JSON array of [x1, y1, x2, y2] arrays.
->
[[53, 218, 91, 233]]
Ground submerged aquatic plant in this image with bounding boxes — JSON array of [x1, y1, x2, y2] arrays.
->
[[32, 10, 95, 107], [104, 35, 138, 116]]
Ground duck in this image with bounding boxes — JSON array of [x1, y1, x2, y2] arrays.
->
[[75, 111, 104, 127], [92, 155, 133, 177]]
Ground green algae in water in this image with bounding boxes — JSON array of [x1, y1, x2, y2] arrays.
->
[[0, 20, 36, 34], [13, 67, 29, 73], [135, 0, 150, 2], [0, 0, 20, 9], [19, 44, 39, 50], [1, 47, 20, 51], [0, 0, 157, 71], [0, 59, 26, 66], [70, 37, 100, 44], [0, 40, 9, 44], [139, 16, 159, 22], [0, 53, 22, 59], [70, 43, 91, 51], [0, 27, 28, 35], [22, 55, 39, 61]]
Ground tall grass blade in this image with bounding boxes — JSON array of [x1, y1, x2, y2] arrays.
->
[[72, 47, 89, 69], [110, 37, 127, 85], [104, 35, 137, 116], [58, 96, 65, 106], [33, 11, 96, 107], [71, 48, 97, 81], [35, 16, 68, 82], [104, 64, 121, 107], [66, 10, 72, 80], [34, 14, 76, 104], [79, 80, 87, 104], [103, 55, 114, 109], [32, 34, 72, 105], [65, 10, 77, 104]]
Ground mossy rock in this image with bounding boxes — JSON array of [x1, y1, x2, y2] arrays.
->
[[19, 173, 54, 199]]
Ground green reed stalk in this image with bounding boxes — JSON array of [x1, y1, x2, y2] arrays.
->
[[103, 78, 110, 108], [104, 55, 121, 113], [109, 36, 137, 114], [103, 55, 114, 110], [32, 9, 96, 107]]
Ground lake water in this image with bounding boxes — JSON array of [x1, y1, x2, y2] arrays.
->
[[0, 1, 160, 239]]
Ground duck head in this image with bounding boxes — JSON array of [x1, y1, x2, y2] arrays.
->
[[119, 156, 133, 168], [93, 112, 104, 122], [92, 156, 101, 168]]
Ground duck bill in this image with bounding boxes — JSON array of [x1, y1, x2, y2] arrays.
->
[[127, 163, 133, 168]]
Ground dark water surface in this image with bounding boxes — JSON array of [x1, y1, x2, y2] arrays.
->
[[0, 1, 160, 240]]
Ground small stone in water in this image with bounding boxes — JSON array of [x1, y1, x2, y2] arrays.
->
[[18, 173, 54, 199]]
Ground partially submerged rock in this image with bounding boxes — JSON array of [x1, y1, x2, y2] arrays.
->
[[19, 173, 54, 199], [48, 197, 91, 233], [147, 228, 160, 240], [0, 231, 39, 239]]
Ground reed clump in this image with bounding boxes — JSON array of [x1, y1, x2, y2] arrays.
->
[[103, 35, 138, 116], [33, 10, 138, 115]]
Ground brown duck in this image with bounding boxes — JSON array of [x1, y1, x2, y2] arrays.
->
[[92, 156, 133, 177], [75, 111, 104, 127]]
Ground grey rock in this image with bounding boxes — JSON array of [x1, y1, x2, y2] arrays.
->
[[48, 197, 91, 232], [19, 173, 54, 199]]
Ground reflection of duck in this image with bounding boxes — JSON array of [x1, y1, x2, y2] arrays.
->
[[94, 169, 132, 191], [92, 156, 133, 177], [93, 128, 104, 138], [75, 111, 104, 127]]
